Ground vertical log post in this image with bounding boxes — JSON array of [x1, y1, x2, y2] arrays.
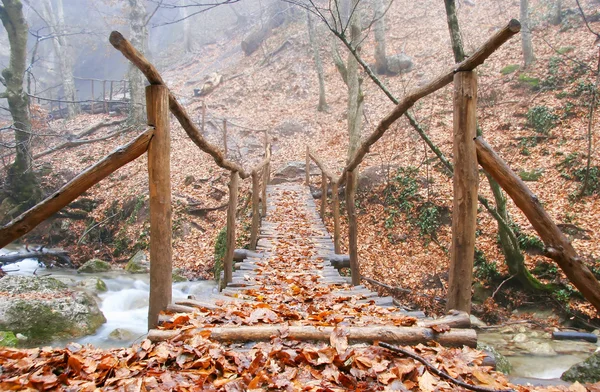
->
[[146, 84, 172, 329], [91, 80, 95, 114], [346, 170, 360, 285], [224, 171, 239, 285], [123, 80, 127, 99], [103, 80, 108, 113], [320, 172, 327, 220], [50, 91, 54, 115], [109, 81, 114, 112], [261, 161, 269, 217], [447, 71, 478, 313], [332, 182, 341, 254], [250, 170, 260, 250], [305, 146, 310, 185], [201, 101, 206, 133], [223, 119, 228, 155]]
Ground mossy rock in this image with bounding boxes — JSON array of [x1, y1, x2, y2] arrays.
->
[[108, 328, 135, 341], [172, 269, 188, 283], [78, 258, 111, 273], [125, 250, 150, 273], [0, 276, 106, 345], [0, 331, 17, 347], [561, 352, 600, 383], [477, 344, 512, 374], [76, 278, 108, 293]]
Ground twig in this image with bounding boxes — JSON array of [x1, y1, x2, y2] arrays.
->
[[379, 342, 516, 392], [492, 275, 515, 299], [362, 276, 446, 303], [77, 212, 120, 245]]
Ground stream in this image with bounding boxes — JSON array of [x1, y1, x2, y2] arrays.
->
[[1, 257, 598, 384]]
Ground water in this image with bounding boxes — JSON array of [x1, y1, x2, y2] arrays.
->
[[1, 257, 217, 349]]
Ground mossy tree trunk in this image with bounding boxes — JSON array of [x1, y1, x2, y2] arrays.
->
[[520, 0, 535, 67], [373, 0, 388, 74], [444, 1, 546, 291], [0, 0, 41, 208], [128, 0, 148, 125]]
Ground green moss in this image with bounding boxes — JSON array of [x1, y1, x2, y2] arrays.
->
[[96, 278, 107, 292], [78, 259, 111, 273], [0, 331, 17, 347], [213, 227, 227, 280], [5, 300, 71, 344], [557, 46, 575, 55], [518, 169, 543, 182], [500, 64, 519, 75], [478, 344, 512, 374], [562, 353, 600, 383], [527, 106, 558, 134], [519, 74, 540, 89]]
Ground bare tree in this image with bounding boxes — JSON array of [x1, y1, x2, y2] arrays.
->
[[39, 0, 79, 118], [307, 10, 328, 111], [520, 0, 535, 66], [373, 0, 387, 74], [181, 0, 193, 53], [128, 0, 149, 125], [0, 0, 41, 209], [549, 0, 561, 26]]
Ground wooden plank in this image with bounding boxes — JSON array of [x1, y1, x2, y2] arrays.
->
[[475, 137, 600, 313], [446, 71, 478, 313], [146, 85, 173, 329], [148, 325, 477, 347], [224, 171, 239, 285], [0, 129, 153, 248]]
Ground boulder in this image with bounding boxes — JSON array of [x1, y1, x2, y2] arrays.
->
[[387, 53, 414, 75], [273, 120, 305, 138], [0, 276, 106, 345], [515, 340, 557, 356], [78, 258, 111, 273], [172, 269, 188, 283], [125, 250, 150, 273], [108, 328, 136, 341], [272, 161, 319, 185], [477, 344, 512, 374], [357, 165, 399, 192], [561, 352, 600, 383], [76, 277, 108, 293]]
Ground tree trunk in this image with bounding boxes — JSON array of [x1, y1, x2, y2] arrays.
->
[[373, 0, 388, 74], [0, 0, 41, 208], [181, 0, 193, 53], [520, 0, 535, 66], [307, 11, 328, 111], [128, 0, 148, 124], [346, 0, 363, 161], [549, 0, 562, 26], [444, 0, 465, 63], [41, 0, 79, 118]]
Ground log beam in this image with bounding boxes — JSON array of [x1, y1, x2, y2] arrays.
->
[[475, 137, 600, 313], [0, 129, 154, 248], [147, 325, 477, 347]]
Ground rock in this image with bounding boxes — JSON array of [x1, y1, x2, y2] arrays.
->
[[108, 328, 136, 341], [0, 276, 106, 345], [512, 333, 528, 343], [472, 282, 493, 304], [561, 352, 600, 383], [172, 269, 188, 283], [477, 344, 512, 374], [273, 120, 305, 137], [0, 331, 17, 347], [271, 162, 319, 185], [469, 314, 487, 328], [78, 258, 111, 273], [516, 340, 557, 356], [357, 165, 399, 192], [125, 250, 150, 273], [76, 278, 108, 293], [387, 53, 414, 75]]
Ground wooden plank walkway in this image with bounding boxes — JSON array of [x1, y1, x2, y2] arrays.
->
[[150, 183, 475, 347]]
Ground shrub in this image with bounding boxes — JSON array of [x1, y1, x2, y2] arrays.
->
[[526, 106, 558, 134], [213, 227, 227, 280]]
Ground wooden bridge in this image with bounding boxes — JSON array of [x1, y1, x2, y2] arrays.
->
[[1, 18, 600, 378]]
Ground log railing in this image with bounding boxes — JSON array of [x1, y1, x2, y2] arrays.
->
[[304, 18, 600, 314], [0, 32, 273, 329]]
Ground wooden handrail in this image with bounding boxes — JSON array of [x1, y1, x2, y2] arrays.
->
[[0, 129, 155, 248], [307, 147, 336, 181], [336, 19, 521, 186], [109, 31, 249, 178], [475, 137, 600, 313], [249, 145, 272, 250]]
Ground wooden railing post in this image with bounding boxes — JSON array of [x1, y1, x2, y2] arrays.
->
[[332, 182, 341, 254], [103, 80, 108, 113], [250, 170, 260, 250], [346, 170, 360, 285], [91, 80, 95, 114], [305, 145, 310, 185], [447, 71, 478, 313], [146, 84, 172, 329], [223, 119, 228, 155], [261, 160, 269, 217], [224, 171, 239, 285], [320, 172, 327, 220]]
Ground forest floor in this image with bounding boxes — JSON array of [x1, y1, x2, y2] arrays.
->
[[1, 0, 599, 341]]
